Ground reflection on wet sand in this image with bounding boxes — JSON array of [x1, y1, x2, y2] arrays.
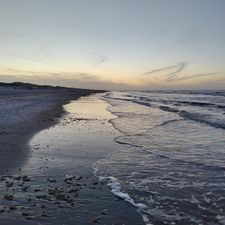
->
[[0, 95, 144, 225]]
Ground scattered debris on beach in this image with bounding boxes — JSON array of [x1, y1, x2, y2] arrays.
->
[[0, 173, 108, 223]]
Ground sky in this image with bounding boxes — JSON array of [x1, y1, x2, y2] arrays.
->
[[0, 0, 225, 90]]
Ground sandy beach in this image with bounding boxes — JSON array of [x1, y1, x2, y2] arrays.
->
[[0, 83, 101, 172], [0, 84, 144, 225]]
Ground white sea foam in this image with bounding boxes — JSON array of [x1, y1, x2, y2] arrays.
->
[[98, 175, 152, 225], [93, 152, 153, 225]]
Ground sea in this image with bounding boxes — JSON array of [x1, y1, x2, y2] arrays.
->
[[94, 90, 225, 225]]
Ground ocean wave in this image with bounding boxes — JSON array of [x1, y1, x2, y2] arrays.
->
[[178, 110, 225, 130], [100, 91, 225, 224], [104, 92, 225, 110], [105, 94, 225, 130]]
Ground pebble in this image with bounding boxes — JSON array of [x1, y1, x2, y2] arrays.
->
[[9, 205, 17, 210], [21, 186, 30, 191], [0, 206, 5, 212], [5, 181, 14, 187], [47, 178, 56, 183], [22, 176, 31, 182], [22, 212, 29, 217], [101, 209, 108, 215], [92, 217, 101, 223], [4, 194, 14, 200]]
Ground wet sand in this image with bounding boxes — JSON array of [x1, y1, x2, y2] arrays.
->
[[0, 86, 101, 172], [0, 93, 144, 224]]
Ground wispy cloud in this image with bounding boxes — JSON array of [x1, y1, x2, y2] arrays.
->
[[0, 69, 131, 90], [93, 55, 108, 68], [23, 56, 68, 70], [143, 62, 186, 78], [141, 63, 224, 86], [143, 65, 178, 76], [173, 72, 220, 82], [164, 63, 186, 81], [0, 68, 97, 80], [65, 72, 97, 80]]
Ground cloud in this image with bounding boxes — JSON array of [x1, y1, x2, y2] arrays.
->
[[173, 72, 220, 82], [141, 62, 225, 89], [142, 62, 187, 83], [93, 55, 108, 68], [164, 63, 186, 81], [143, 62, 186, 78], [23, 57, 68, 70], [143, 65, 179, 76], [0, 75, 19, 82], [0, 68, 98, 81], [0, 69, 132, 90], [73, 72, 97, 80]]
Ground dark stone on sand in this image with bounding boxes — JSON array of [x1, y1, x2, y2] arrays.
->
[[9, 205, 17, 210], [4, 194, 14, 200], [41, 213, 47, 217], [92, 217, 101, 223], [34, 188, 41, 192], [22, 212, 29, 217], [21, 176, 31, 182], [14, 176, 22, 180], [47, 178, 56, 183], [101, 209, 108, 215], [5, 181, 14, 187], [21, 186, 30, 191], [68, 188, 79, 193], [36, 194, 48, 199]]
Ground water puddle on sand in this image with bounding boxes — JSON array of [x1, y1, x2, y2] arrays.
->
[[25, 94, 119, 175]]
